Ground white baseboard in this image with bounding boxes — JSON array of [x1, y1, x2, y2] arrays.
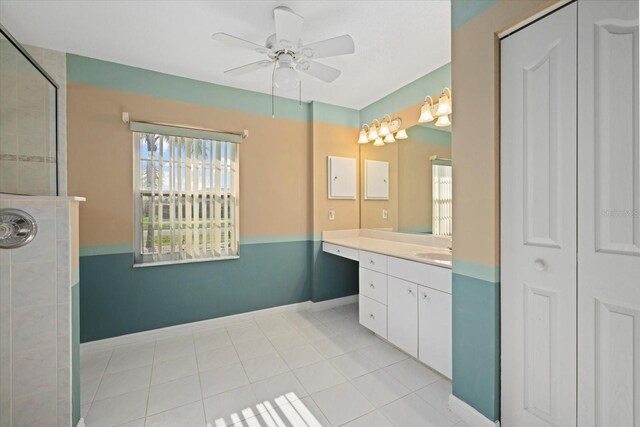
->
[[81, 295, 358, 353], [448, 394, 500, 427], [309, 294, 358, 311]]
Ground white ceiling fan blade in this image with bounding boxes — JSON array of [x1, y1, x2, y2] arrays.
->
[[297, 61, 341, 83], [224, 60, 274, 76], [301, 35, 355, 59], [273, 6, 304, 50], [212, 33, 271, 54]]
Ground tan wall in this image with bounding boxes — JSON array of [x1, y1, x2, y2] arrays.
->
[[360, 142, 398, 230], [312, 121, 360, 234], [452, 0, 560, 266], [67, 83, 312, 247], [398, 137, 451, 231]]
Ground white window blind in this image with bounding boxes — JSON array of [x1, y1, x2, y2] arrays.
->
[[432, 163, 452, 236], [133, 127, 239, 265]]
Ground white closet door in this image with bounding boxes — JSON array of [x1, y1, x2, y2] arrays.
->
[[577, 2, 640, 426], [500, 3, 577, 426]]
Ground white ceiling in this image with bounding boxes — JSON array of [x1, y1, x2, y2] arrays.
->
[[0, 0, 450, 110]]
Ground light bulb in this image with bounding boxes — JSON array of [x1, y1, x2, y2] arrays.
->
[[379, 120, 390, 137], [435, 114, 451, 127], [436, 91, 452, 116], [384, 133, 395, 143], [395, 129, 408, 139], [273, 65, 298, 91], [367, 127, 379, 141], [373, 137, 384, 146], [358, 130, 369, 144], [419, 103, 435, 123]]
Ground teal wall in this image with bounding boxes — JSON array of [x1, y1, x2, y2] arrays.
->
[[452, 273, 500, 420], [359, 62, 451, 124], [80, 241, 314, 342], [311, 241, 359, 303], [452, 0, 499, 30]]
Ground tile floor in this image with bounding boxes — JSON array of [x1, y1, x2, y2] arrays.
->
[[80, 303, 469, 427]]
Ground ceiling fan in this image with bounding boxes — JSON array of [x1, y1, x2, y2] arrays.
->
[[211, 6, 355, 91]]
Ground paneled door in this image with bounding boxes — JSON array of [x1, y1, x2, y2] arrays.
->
[[577, 1, 639, 426], [500, 3, 577, 426]]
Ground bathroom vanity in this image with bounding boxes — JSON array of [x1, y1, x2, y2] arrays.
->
[[322, 229, 452, 378]]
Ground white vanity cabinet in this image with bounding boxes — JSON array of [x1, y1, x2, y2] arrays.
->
[[418, 286, 452, 378], [388, 276, 419, 357], [323, 240, 452, 378]]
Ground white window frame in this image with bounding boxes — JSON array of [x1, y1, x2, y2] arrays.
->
[[132, 123, 241, 267], [432, 161, 452, 236]]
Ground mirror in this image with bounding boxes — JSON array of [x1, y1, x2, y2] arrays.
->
[[359, 123, 451, 234], [0, 26, 58, 196]]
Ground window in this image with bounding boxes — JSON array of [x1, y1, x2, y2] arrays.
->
[[432, 162, 452, 236], [133, 125, 239, 265]]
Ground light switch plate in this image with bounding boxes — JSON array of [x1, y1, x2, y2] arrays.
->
[[382, 209, 388, 219], [328, 209, 335, 221]]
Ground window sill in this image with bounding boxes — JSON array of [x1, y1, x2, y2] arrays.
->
[[133, 255, 240, 268]]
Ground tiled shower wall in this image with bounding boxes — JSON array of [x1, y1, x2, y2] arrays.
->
[[0, 196, 80, 427], [0, 42, 67, 196]]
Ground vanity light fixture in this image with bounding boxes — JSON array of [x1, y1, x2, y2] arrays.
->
[[395, 129, 408, 139], [419, 96, 436, 123], [435, 114, 451, 127], [436, 87, 452, 116], [419, 87, 452, 127], [368, 119, 380, 141], [379, 115, 391, 137], [357, 116, 406, 146], [358, 125, 370, 144]]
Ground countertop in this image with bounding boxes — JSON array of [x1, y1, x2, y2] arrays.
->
[[323, 229, 452, 269]]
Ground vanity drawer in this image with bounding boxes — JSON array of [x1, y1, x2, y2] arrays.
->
[[323, 242, 359, 261], [359, 250, 387, 274], [359, 295, 387, 338], [359, 267, 388, 305], [388, 256, 452, 294]]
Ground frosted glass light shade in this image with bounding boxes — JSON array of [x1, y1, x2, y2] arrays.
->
[[435, 114, 451, 127], [373, 137, 384, 146], [436, 95, 452, 116], [358, 130, 369, 144], [379, 120, 390, 137], [368, 127, 379, 141], [419, 103, 435, 123], [395, 129, 408, 139], [384, 133, 395, 143]]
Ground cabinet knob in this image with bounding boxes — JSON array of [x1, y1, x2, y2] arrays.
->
[[369, 313, 375, 320], [407, 288, 414, 296], [336, 249, 341, 254], [422, 293, 430, 301], [369, 282, 375, 289], [534, 259, 547, 271], [369, 259, 375, 265]]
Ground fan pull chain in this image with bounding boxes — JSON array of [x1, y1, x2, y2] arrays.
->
[[271, 61, 277, 118]]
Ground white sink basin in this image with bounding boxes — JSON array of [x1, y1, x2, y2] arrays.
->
[[414, 252, 452, 262]]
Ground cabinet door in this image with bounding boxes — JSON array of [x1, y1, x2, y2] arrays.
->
[[387, 276, 418, 357], [328, 156, 356, 199], [418, 286, 452, 378]]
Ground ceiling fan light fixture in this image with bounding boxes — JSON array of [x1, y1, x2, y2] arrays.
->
[[273, 64, 299, 91], [395, 129, 408, 139]]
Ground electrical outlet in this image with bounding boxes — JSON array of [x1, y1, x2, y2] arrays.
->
[[382, 209, 388, 219], [328, 209, 335, 221]]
